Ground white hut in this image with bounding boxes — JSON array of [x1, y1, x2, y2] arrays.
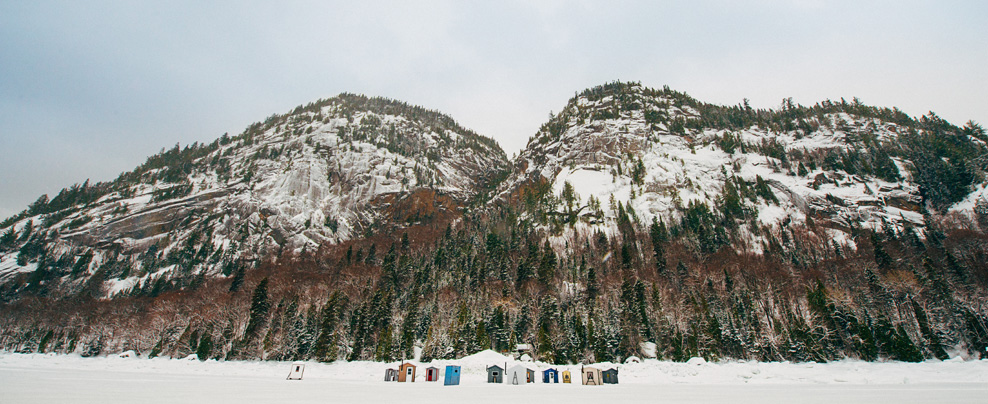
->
[[582, 366, 603, 385], [287, 361, 305, 380], [505, 364, 531, 385]]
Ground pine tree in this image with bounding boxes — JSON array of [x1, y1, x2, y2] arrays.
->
[[375, 325, 395, 361], [586, 265, 599, 301], [365, 243, 377, 265], [311, 291, 346, 362], [537, 242, 557, 286], [400, 305, 419, 358], [649, 217, 668, 274], [243, 278, 271, 340], [196, 328, 213, 360], [0, 227, 15, 250]]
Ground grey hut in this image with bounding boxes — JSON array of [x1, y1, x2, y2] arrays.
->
[[385, 368, 398, 382], [425, 366, 440, 382], [486, 365, 504, 383], [602, 368, 619, 384]]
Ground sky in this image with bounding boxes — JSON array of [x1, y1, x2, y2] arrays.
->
[[1, 0, 986, 219]]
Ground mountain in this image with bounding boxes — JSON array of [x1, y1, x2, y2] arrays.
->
[[1, 83, 986, 364], [500, 81, 985, 243], [0, 94, 508, 298]]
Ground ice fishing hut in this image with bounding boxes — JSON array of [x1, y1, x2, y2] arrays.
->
[[542, 368, 559, 383], [425, 366, 440, 382], [398, 363, 417, 382], [561, 370, 572, 383], [385, 368, 398, 382], [506, 365, 532, 385], [582, 366, 602, 385], [444, 365, 461, 385], [287, 361, 305, 380], [602, 368, 619, 384], [486, 365, 504, 383]]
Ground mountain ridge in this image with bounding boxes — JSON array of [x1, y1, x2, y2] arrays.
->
[[1, 82, 987, 364]]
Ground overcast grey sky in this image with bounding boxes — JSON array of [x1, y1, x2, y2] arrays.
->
[[1, 0, 986, 219]]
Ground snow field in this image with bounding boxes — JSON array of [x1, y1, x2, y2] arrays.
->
[[2, 351, 987, 404]]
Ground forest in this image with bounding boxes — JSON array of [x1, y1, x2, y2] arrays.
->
[[2, 188, 987, 364]]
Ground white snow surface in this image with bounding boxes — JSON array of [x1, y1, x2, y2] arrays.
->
[[2, 350, 986, 403]]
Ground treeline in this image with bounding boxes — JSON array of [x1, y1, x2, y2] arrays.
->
[[239, 93, 504, 160]]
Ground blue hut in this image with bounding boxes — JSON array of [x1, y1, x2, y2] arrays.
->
[[542, 368, 559, 383], [444, 365, 461, 385]]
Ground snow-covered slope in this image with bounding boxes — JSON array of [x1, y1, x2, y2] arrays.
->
[[499, 82, 982, 254], [0, 94, 507, 296]]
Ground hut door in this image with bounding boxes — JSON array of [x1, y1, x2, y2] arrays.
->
[[406, 367, 414, 380]]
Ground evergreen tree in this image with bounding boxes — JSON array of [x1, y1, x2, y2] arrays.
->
[[375, 325, 396, 361], [537, 242, 557, 286], [365, 243, 377, 265], [311, 291, 346, 362], [243, 278, 271, 340], [196, 329, 213, 360], [649, 217, 668, 274]]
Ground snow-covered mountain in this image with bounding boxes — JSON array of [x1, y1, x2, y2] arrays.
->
[[2, 83, 987, 364], [0, 94, 507, 297], [499, 81, 986, 255]]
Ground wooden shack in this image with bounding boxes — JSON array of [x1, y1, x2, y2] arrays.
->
[[398, 362, 417, 382]]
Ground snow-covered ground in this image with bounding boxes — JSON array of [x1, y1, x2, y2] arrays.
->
[[1, 350, 986, 403]]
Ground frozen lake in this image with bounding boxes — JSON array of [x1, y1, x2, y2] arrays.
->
[[1, 351, 986, 403]]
